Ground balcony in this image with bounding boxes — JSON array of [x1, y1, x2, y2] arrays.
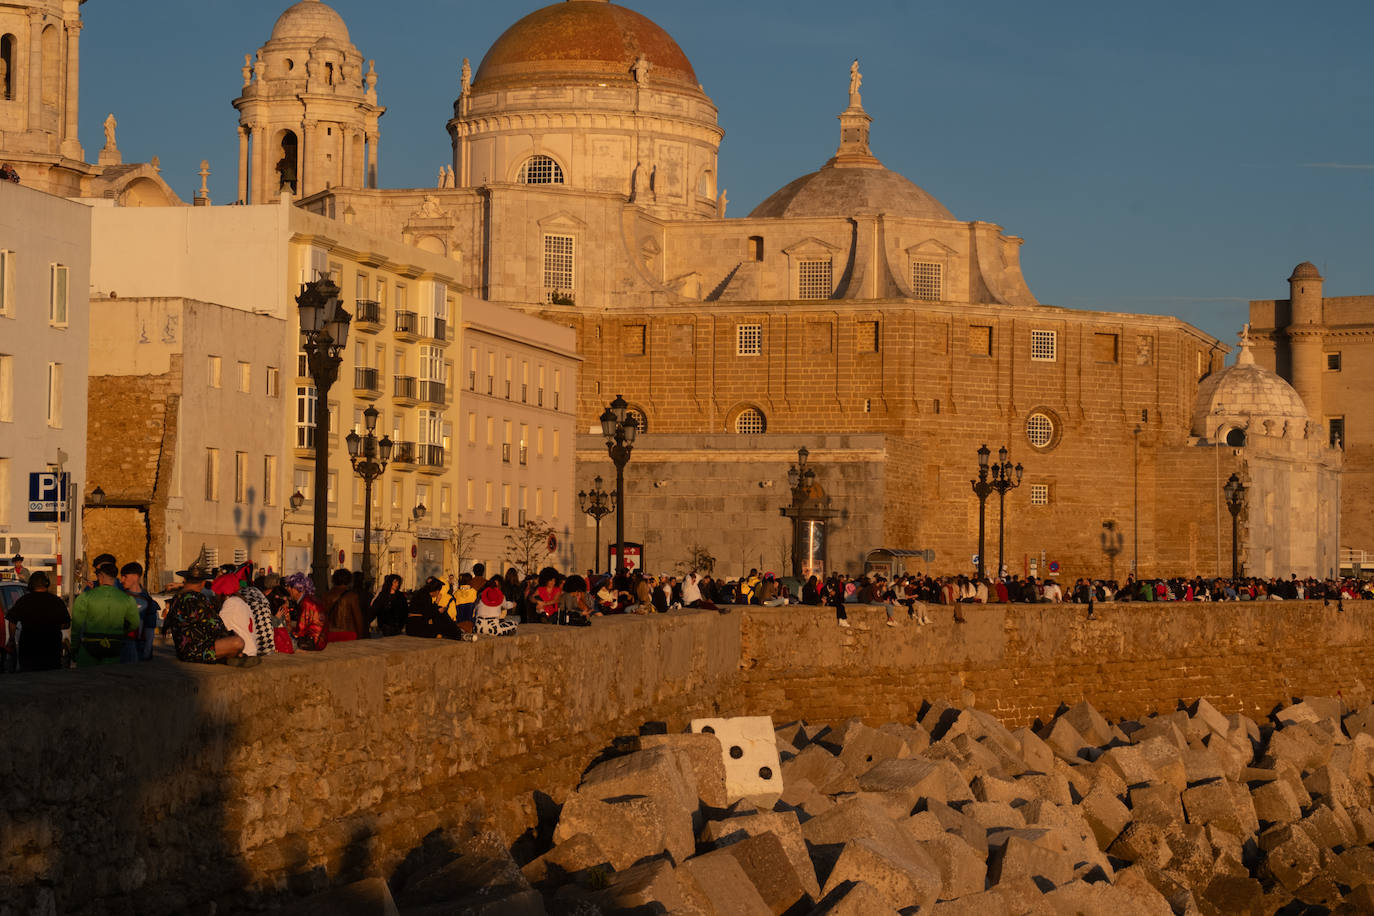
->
[[419, 380, 446, 406], [297, 354, 308, 379], [417, 444, 446, 474], [431, 318, 448, 343], [393, 376, 418, 405], [502, 443, 511, 463], [353, 367, 382, 399], [521, 384, 528, 404], [468, 370, 477, 391], [519, 445, 528, 466], [354, 299, 382, 331], [391, 440, 416, 468], [501, 508, 510, 527], [394, 310, 419, 341]]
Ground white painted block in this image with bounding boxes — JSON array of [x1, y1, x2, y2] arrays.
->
[[690, 715, 783, 804]]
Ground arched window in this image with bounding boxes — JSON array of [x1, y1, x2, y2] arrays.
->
[[735, 408, 766, 435], [518, 155, 564, 185], [276, 131, 299, 194], [0, 35, 15, 101], [626, 408, 648, 434], [40, 25, 58, 107]]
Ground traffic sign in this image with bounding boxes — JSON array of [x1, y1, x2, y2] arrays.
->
[[28, 472, 68, 523], [1049, 560, 1061, 574]]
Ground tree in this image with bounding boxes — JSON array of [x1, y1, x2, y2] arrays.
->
[[449, 516, 480, 576], [677, 544, 716, 576], [367, 523, 400, 587], [504, 519, 555, 576]]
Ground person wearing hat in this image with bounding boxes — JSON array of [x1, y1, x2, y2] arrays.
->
[[283, 572, 329, 650], [7, 553, 25, 582], [475, 579, 517, 636], [162, 548, 248, 664], [71, 558, 141, 666]]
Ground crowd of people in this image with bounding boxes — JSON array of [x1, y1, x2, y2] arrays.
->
[[2, 546, 1371, 671]]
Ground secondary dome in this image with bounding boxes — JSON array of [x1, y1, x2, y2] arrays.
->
[[751, 166, 954, 221], [270, 0, 350, 44], [1289, 261, 1322, 281], [1191, 331, 1309, 441], [474, 1, 699, 91]]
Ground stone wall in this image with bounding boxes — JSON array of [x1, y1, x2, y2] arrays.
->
[[5, 601, 1374, 913]]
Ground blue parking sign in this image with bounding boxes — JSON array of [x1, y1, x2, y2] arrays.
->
[[28, 472, 68, 523]]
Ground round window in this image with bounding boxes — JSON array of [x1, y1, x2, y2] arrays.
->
[[1026, 412, 1055, 449]]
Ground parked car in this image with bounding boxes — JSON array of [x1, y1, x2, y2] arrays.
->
[[0, 581, 28, 615]]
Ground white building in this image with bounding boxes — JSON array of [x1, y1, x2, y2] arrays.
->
[[0, 180, 90, 587]]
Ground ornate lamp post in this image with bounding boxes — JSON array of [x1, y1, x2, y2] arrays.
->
[[990, 445, 1023, 578], [346, 405, 393, 587], [578, 475, 616, 575], [599, 394, 637, 573], [779, 447, 838, 579], [1223, 473, 1246, 579], [280, 489, 305, 573], [1101, 520, 1124, 581], [970, 444, 993, 580], [298, 276, 351, 595]]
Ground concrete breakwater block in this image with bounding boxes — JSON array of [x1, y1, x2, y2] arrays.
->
[[691, 715, 784, 805]]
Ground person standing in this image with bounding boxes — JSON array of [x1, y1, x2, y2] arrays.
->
[[370, 574, 410, 637], [322, 568, 365, 638], [70, 559, 141, 666], [118, 562, 161, 662], [6, 571, 71, 671]]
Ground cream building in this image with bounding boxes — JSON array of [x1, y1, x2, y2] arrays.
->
[[0, 179, 89, 585], [86, 199, 578, 586]]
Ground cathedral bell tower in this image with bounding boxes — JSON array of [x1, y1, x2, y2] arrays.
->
[[233, 0, 384, 204]]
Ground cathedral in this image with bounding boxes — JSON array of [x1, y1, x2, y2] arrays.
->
[[0, 0, 1344, 582]]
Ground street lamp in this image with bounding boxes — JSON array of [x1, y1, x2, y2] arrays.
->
[[298, 275, 352, 595], [1223, 473, 1246, 579], [90, 486, 105, 507], [970, 444, 993, 580], [779, 447, 838, 579], [578, 475, 616, 575], [280, 489, 305, 573], [1101, 520, 1124, 581], [600, 394, 637, 573], [990, 445, 1023, 579], [346, 405, 393, 588]]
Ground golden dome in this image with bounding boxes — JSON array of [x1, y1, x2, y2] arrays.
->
[[474, 1, 700, 91]]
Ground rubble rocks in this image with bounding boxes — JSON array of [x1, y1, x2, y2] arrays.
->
[[390, 698, 1374, 913]]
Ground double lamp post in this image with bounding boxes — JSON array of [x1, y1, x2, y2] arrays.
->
[[298, 276, 351, 595], [597, 395, 636, 573], [969, 444, 1023, 581], [346, 405, 393, 586]]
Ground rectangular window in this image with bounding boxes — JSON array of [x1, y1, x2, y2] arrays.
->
[[625, 323, 647, 356], [0, 353, 11, 422], [234, 452, 248, 503], [858, 321, 879, 354], [49, 264, 68, 325], [1030, 330, 1057, 362], [263, 455, 278, 506], [465, 478, 475, 511], [737, 323, 762, 357], [911, 262, 943, 301], [969, 325, 992, 357], [1136, 335, 1154, 367], [1330, 417, 1346, 449], [553, 429, 561, 459], [390, 480, 402, 512], [0, 250, 12, 316], [325, 470, 338, 505], [543, 234, 575, 298], [208, 356, 222, 388], [205, 448, 220, 502], [0, 459, 8, 527], [1327, 352, 1342, 372], [237, 361, 252, 392], [502, 484, 512, 526], [440, 486, 452, 521], [552, 489, 560, 520], [296, 386, 317, 448], [798, 260, 833, 300], [294, 468, 312, 504], [1029, 483, 1050, 506], [46, 362, 62, 428], [484, 481, 494, 513], [266, 366, 280, 398], [1094, 333, 1119, 364], [467, 411, 477, 444], [537, 427, 545, 457]]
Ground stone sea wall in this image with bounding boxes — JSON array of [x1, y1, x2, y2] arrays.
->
[[2, 600, 1371, 913]]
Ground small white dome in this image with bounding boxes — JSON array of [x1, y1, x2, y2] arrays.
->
[[1191, 330, 1309, 442]]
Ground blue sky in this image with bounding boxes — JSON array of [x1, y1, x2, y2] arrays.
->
[[81, 1, 1374, 349]]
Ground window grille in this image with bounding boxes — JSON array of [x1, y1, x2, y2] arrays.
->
[[911, 262, 942, 301], [1327, 352, 1342, 372], [798, 259, 833, 300], [1029, 484, 1050, 506], [543, 234, 574, 297], [737, 324, 762, 357], [969, 325, 992, 356], [1026, 413, 1055, 448], [1030, 330, 1057, 362], [519, 155, 564, 185], [735, 408, 766, 435]]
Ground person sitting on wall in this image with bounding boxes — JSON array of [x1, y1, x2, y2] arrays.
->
[[371, 574, 411, 637], [164, 549, 249, 664], [475, 579, 518, 637], [284, 572, 329, 651], [322, 568, 364, 640], [534, 569, 563, 622], [0, 162, 20, 183], [556, 575, 594, 626], [404, 577, 468, 640]]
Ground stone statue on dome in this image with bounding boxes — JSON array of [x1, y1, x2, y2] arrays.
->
[[632, 54, 651, 84], [848, 60, 863, 108], [460, 58, 472, 96], [103, 114, 117, 150], [717, 189, 728, 218]]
